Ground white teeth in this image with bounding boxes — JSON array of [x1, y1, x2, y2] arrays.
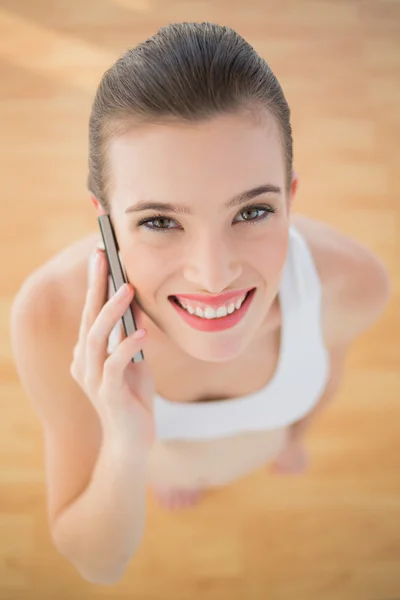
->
[[216, 305, 228, 318], [176, 292, 250, 319], [204, 307, 217, 319]]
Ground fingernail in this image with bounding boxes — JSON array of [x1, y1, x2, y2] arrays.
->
[[133, 328, 146, 339], [116, 284, 130, 297]]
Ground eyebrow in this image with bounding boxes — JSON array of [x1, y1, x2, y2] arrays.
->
[[124, 184, 282, 215]]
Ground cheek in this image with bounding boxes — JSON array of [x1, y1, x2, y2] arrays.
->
[[251, 226, 289, 279], [124, 244, 174, 295], [126, 262, 159, 294]]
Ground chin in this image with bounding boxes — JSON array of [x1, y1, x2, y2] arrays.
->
[[170, 329, 256, 363]]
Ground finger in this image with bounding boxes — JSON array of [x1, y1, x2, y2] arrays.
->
[[85, 283, 135, 385], [102, 328, 147, 391], [78, 248, 109, 345], [106, 318, 124, 357], [71, 249, 105, 375]]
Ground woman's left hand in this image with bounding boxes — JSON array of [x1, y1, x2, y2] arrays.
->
[[271, 436, 309, 475]]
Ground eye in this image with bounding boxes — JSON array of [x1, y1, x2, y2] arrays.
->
[[234, 204, 277, 224], [136, 204, 277, 233], [137, 214, 179, 232]]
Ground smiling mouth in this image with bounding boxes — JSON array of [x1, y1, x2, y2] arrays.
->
[[168, 288, 256, 332], [169, 288, 255, 319]]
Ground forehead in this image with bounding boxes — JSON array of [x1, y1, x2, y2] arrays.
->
[[107, 111, 285, 203]]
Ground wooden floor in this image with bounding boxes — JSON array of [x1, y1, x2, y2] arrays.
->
[[1, 1, 400, 598]]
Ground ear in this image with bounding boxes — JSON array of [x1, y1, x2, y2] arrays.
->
[[89, 193, 107, 216], [287, 170, 299, 213]]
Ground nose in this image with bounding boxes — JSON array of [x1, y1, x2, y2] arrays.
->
[[183, 232, 242, 293]]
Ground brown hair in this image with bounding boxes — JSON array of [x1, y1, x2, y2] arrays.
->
[[88, 22, 293, 210]]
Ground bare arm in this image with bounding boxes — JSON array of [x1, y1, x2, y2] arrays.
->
[[10, 273, 148, 585], [51, 430, 148, 585]]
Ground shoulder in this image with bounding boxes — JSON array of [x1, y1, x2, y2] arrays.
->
[[11, 231, 101, 341], [290, 214, 391, 348]]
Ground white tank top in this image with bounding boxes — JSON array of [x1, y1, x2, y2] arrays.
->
[[103, 225, 330, 441]]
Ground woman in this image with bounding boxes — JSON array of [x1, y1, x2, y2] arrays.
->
[[10, 22, 390, 584]]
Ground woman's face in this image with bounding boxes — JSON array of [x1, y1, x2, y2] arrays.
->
[[94, 111, 298, 363]]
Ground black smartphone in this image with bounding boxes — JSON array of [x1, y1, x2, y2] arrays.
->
[[97, 214, 144, 363]]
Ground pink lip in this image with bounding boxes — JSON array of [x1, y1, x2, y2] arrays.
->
[[172, 287, 254, 310], [169, 288, 256, 332]]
